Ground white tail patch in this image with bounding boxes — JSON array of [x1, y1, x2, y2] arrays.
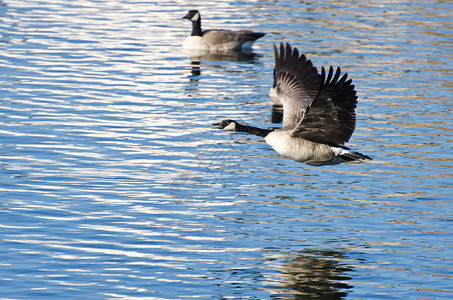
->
[[331, 146, 350, 156]]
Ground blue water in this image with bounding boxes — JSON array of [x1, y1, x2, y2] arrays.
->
[[1, 0, 452, 299]]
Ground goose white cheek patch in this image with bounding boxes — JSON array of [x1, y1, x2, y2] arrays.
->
[[223, 122, 237, 131], [191, 12, 200, 21]]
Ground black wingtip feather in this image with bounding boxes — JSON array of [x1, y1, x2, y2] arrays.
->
[[279, 43, 285, 67], [326, 66, 333, 84], [332, 67, 341, 84]]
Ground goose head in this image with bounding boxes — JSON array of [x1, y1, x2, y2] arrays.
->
[[183, 10, 200, 22], [213, 120, 239, 131]]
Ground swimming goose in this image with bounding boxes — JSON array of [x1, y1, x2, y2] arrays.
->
[[214, 42, 371, 166], [182, 10, 265, 51]]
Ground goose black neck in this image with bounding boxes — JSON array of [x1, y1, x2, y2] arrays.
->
[[191, 19, 202, 36], [236, 123, 272, 138]]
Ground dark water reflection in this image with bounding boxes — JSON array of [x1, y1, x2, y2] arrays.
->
[[271, 250, 353, 299], [185, 49, 261, 82], [1, 0, 452, 299]]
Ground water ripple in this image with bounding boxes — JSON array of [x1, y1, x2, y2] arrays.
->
[[1, 0, 452, 299]]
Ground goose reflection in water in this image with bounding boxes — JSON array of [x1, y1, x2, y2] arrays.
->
[[183, 48, 260, 85], [275, 250, 353, 299]]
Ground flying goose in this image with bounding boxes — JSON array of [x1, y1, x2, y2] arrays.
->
[[215, 43, 371, 166], [182, 10, 265, 51]]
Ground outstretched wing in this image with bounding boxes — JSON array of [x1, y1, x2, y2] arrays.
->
[[273, 43, 322, 130], [292, 66, 358, 145]]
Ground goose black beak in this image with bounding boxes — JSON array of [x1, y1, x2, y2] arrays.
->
[[182, 13, 190, 20], [212, 122, 221, 128]]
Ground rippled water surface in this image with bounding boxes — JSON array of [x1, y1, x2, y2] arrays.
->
[[1, 0, 452, 299]]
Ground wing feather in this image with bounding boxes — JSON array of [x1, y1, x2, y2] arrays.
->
[[291, 66, 358, 145], [273, 43, 322, 130]]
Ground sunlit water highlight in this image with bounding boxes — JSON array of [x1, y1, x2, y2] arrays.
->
[[1, 0, 452, 299]]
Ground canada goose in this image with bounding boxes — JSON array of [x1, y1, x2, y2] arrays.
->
[[214, 43, 371, 166], [182, 10, 265, 51]]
